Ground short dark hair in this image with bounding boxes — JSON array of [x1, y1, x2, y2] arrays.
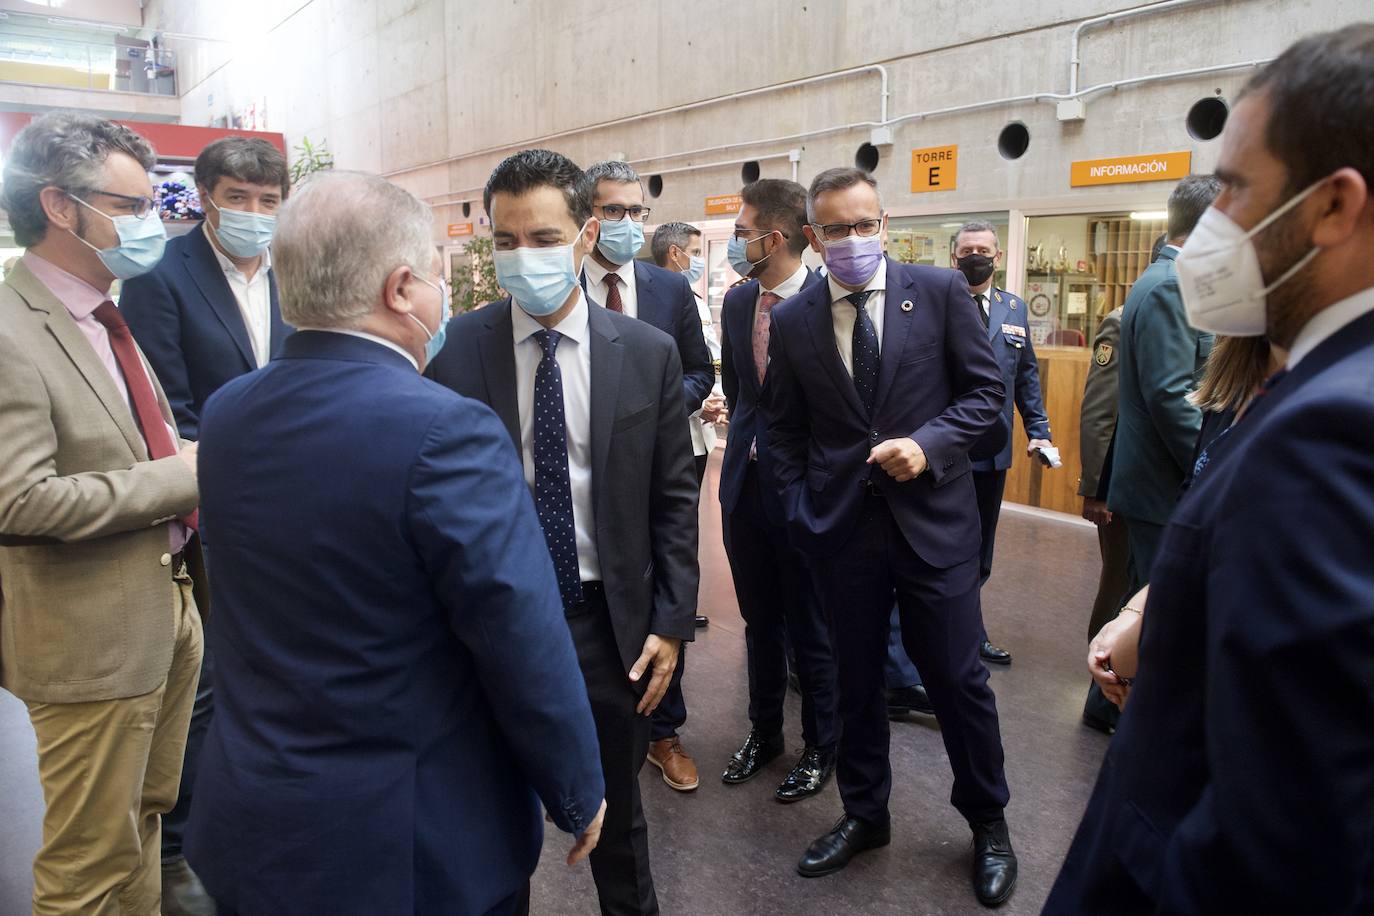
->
[[585, 160, 643, 197], [806, 167, 881, 223], [195, 136, 289, 198], [484, 148, 592, 226], [1167, 174, 1222, 239], [1, 111, 156, 247], [1150, 232, 1168, 262], [741, 178, 807, 255], [1239, 25, 1374, 196], [955, 219, 1000, 251], [651, 221, 700, 267]]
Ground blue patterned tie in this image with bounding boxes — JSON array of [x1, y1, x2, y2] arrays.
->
[[532, 329, 583, 606], [848, 290, 880, 414]]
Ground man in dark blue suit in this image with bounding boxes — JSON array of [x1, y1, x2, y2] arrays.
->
[[430, 150, 699, 916], [580, 160, 713, 795], [1046, 28, 1374, 914], [119, 136, 294, 915], [716, 178, 838, 803], [186, 171, 607, 916], [763, 168, 1017, 907]]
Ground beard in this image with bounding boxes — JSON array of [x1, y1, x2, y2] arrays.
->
[[1256, 203, 1320, 349]]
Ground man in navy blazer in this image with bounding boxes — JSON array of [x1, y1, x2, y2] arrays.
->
[[580, 159, 713, 796], [716, 178, 838, 804], [1047, 30, 1374, 912], [763, 168, 1017, 907], [186, 171, 606, 916], [119, 136, 294, 912], [121, 137, 293, 440], [430, 150, 699, 916]]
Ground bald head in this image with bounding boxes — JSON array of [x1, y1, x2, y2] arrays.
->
[[274, 170, 434, 328]]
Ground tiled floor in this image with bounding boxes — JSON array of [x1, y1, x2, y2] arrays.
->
[[0, 453, 1110, 915]]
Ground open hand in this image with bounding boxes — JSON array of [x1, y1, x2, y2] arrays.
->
[[566, 799, 608, 866], [629, 634, 681, 715]]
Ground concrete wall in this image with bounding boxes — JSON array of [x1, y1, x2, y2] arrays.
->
[[140, 0, 1371, 241]]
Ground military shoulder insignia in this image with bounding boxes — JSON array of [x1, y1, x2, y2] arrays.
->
[[1095, 342, 1114, 366], [993, 290, 1004, 303]]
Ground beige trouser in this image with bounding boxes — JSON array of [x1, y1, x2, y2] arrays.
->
[[24, 572, 204, 916]]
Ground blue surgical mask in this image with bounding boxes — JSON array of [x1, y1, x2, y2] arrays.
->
[[493, 221, 589, 318], [207, 197, 276, 259], [407, 272, 450, 366], [679, 254, 705, 285], [727, 231, 773, 278], [596, 214, 644, 265], [69, 195, 167, 280]]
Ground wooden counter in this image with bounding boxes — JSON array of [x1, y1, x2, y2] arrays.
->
[[1004, 345, 1092, 516]]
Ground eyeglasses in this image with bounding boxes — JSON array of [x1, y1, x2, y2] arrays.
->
[[811, 219, 882, 242], [76, 189, 158, 219], [732, 227, 780, 242], [596, 204, 652, 222]]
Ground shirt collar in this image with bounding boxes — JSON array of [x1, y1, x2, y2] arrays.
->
[[22, 250, 110, 319], [1286, 284, 1374, 369], [827, 256, 887, 304], [764, 263, 810, 300], [297, 328, 419, 370], [582, 255, 634, 292], [511, 288, 590, 347], [202, 221, 272, 278]]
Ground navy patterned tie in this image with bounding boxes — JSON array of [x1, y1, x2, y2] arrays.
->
[[848, 290, 880, 414], [531, 329, 583, 606]]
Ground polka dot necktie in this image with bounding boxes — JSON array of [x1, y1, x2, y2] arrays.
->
[[847, 290, 880, 414], [531, 329, 582, 606]]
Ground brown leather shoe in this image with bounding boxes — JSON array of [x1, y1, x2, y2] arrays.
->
[[647, 736, 699, 791]]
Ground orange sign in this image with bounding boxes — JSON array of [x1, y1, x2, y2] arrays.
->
[[447, 223, 474, 238], [910, 144, 958, 193], [1071, 151, 1192, 187], [705, 194, 742, 216]]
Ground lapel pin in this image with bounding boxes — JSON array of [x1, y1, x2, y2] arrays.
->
[[900, 299, 914, 312]]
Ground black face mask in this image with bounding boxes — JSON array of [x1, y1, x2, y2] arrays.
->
[[956, 253, 996, 286]]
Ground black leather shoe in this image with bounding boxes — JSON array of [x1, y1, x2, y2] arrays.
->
[[775, 746, 835, 803], [970, 818, 1018, 907], [797, 814, 890, 877], [162, 856, 217, 916], [695, 615, 709, 627], [980, 639, 1012, 665], [721, 729, 784, 784], [887, 684, 935, 717]]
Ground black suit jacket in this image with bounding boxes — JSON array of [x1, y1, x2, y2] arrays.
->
[[120, 225, 292, 439], [428, 299, 700, 672], [581, 260, 714, 412], [1045, 308, 1374, 915]]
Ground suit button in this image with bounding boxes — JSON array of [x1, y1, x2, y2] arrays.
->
[[160, 553, 172, 567], [870, 431, 879, 441]]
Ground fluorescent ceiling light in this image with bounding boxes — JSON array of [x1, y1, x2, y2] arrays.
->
[[1130, 211, 1167, 221], [47, 17, 127, 32]]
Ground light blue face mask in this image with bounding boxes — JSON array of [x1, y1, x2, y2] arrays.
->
[[679, 253, 705, 285], [493, 221, 589, 317], [595, 214, 644, 266], [407, 272, 450, 366], [207, 197, 276, 259], [727, 231, 773, 278], [69, 195, 167, 280]]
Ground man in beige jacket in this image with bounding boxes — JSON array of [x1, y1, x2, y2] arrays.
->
[[0, 111, 202, 915]]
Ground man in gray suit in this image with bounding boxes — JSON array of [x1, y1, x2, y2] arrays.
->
[[1107, 175, 1220, 595], [428, 148, 699, 916], [1077, 306, 1127, 733]]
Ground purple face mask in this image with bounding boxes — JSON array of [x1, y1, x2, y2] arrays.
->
[[820, 233, 883, 286]]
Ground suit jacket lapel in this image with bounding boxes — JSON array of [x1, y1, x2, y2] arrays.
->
[[802, 280, 868, 420], [587, 305, 623, 498], [477, 301, 523, 450], [632, 260, 660, 326], [185, 228, 257, 370], [8, 264, 145, 457], [873, 259, 916, 415]]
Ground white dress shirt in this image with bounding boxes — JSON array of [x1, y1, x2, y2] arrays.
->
[[828, 257, 888, 376], [1286, 284, 1374, 369], [582, 256, 639, 319], [204, 222, 274, 367], [303, 328, 419, 370], [689, 292, 723, 457], [511, 291, 600, 581], [757, 263, 811, 326]]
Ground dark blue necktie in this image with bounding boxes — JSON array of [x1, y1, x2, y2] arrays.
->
[[531, 329, 582, 606], [848, 290, 879, 413]]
